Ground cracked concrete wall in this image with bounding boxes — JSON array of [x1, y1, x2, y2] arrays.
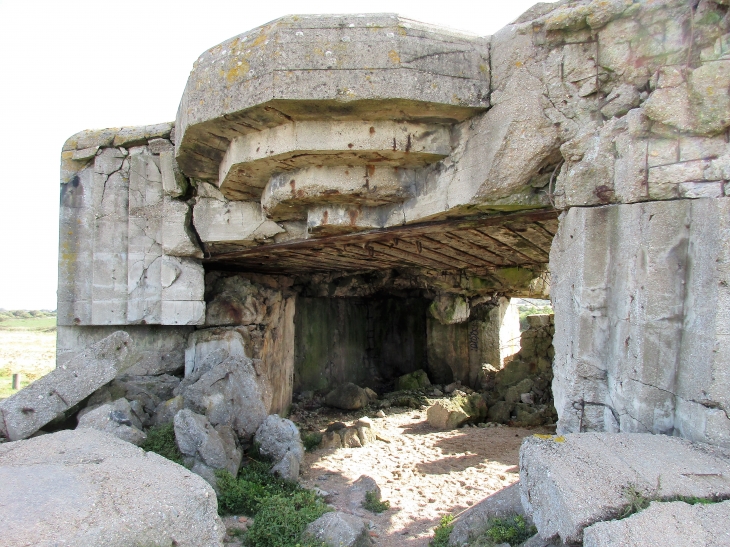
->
[[59, 125, 205, 327], [551, 198, 730, 447]]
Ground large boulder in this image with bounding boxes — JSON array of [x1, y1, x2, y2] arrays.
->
[[325, 383, 370, 410], [520, 433, 730, 545], [174, 409, 242, 484], [254, 414, 304, 481], [427, 394, 487, 430], [76, 398, 147, 446], [0, 429, 224, 547], [303, 511, 373, 547], [182, 355, 272, 439], [0, 331, 136, 441]]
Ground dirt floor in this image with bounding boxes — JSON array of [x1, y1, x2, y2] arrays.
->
[[294, 406, 554, 547]]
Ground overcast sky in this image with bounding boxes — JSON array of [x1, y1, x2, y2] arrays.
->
[[0, 0, 552, 310]]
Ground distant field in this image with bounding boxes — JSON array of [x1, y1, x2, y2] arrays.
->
[[0, 312, 57, 399]]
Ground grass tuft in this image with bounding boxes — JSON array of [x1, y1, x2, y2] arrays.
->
[[484, 514, 536, 545], [301, 431, 323, 452], [362, 490, 390, 513], [140, 423, 184, 465], [430, 514, 454, 547], [243, 490, 330, 547]]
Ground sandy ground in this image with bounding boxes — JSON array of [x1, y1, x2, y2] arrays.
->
[[297, 408, 553, 547], [0, 329, 56, 397]]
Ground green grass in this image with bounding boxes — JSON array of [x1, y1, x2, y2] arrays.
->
[[243, 490, 331, 547], [430, 514, 454, 547], [363, 490, 390, 513], [483, 514, 536, 545], [140, 423, 185, 465], [618, 484, 723, 520], [0, 315, 56, 330]]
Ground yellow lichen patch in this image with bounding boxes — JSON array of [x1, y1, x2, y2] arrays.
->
[[398, 27, 407, 36], [225, 59, 250, 84], [533, 434, 566, 443], [388, 50, 401, 64], [479, 64, 489, 75]]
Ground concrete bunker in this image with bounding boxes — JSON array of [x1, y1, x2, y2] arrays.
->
[[53, 2, 730, 453]]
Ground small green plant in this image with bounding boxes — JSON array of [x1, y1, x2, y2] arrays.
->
[[140, 423, 184, 465], [244, 490, 331, 547], [215, 459, 300, 516], [362, 490, 390, 513], [301, 431, 323, 452], [485, 514, 537, 545], [618, 485, 651, 519], [430, 514, 455, 547]]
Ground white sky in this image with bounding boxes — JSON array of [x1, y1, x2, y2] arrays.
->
[[0, 0, 551, 310]]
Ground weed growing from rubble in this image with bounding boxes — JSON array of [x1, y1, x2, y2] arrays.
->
[[244, 490, 330, 547], [430, 514, 455, 547], [140, 423, 184, 465], [618, 484, 721, 520], [216, 447, 330, 547], [362, 490, 390, 513], [301, 431, 323, 451], [481, 514, 536, 546]]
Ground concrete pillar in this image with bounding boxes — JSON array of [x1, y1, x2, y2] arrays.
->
[[550, 198, 730, 448]]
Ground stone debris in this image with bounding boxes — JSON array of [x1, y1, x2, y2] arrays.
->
[[0, 332, 136, 441], [303, 511, 373, 547], [254, 414, 304, 480], [325, 383, 371, 411], [582, 500, 730, 547], [0, 429, 224, 547], [76, 397, 147, 446], [520, 433, 730, 544], [174, 409, 242, 487]]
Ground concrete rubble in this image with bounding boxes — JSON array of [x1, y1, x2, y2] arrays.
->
[[0, 429, 224, 547], [520, 433, 730, 545]]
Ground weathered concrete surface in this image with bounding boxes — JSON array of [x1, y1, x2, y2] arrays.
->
[[550, 199, 730, 447], [520, 433, 730, 545], [0, 429, 224, 547], [76, 397, 147, 445], [254, 414, 304, 481], [175, 14, 489, 182], [0, 332, 135, 441], [583, 500, 730, 547]]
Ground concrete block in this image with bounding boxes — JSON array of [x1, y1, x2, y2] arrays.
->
[[0, 332, 136, 441], [520, 433, 730, 544], [583, 500, 730, 547]]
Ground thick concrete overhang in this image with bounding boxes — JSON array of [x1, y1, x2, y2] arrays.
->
[[175, 14, 490, 184]]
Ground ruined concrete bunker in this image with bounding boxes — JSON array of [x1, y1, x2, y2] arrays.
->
[[58, 2, 730, 448]]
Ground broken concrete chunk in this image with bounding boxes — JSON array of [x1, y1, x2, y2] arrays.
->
[[76, 398, 147, 446], [583, 500, 730, 547], [160, 149, 188, 197], [0, 429, 224, 547], [303, 511, 373, 547], [174, 408, 242, 479], [0, 332, 136, 441], [183, 356, 271, 440], [325, 383, 371, 410], [520, 433, 730, 545], [254, 414, 304, 474]]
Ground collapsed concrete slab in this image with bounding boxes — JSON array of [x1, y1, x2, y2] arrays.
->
[[519, 433, 730, 545], [582, 500, 730, 547], [0, 429, 224, 547], [0, 332, 136, 441]]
